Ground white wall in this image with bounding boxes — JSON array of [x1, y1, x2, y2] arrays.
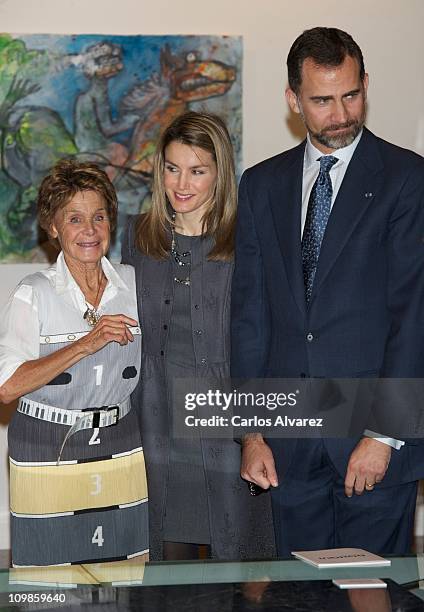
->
[[0, 0, 423, 551]]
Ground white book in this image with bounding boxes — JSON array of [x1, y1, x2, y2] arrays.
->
[[333, 578, 387, 589], [292, 548, 391, 569]]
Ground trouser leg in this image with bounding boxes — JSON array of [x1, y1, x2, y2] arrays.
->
[[271, 440, 336, 557], [271, 439, 418, 556], [333, 477, 418, 554]]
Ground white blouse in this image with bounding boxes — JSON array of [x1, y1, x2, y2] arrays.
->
[[0, 252, 139, 387]]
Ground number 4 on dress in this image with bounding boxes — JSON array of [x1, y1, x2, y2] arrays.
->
[[92, 525, 104, 547]]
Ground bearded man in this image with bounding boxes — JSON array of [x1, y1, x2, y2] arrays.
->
[[231, 27, 424, 555]]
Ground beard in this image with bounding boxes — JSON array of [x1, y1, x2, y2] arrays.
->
[[310, 118, 364, 150], [298, 100, 366, 150]]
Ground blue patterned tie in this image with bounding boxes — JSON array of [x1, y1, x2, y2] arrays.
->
[[301, 155, 338, 302]]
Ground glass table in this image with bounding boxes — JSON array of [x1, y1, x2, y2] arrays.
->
[[1, 554, 423, 610]]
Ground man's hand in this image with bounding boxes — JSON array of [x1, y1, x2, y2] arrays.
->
[[344, 437, 391, 497], [241, 434, 278, 489]]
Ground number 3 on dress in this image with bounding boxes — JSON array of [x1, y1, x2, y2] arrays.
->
[[92, 525, 104, 547]]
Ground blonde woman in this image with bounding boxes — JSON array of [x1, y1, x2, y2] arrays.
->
[[122, 111, 274, 561]]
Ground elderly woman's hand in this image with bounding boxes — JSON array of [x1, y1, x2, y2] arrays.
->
[[80, 314, 138, 355], [0, 313, 140, 404]]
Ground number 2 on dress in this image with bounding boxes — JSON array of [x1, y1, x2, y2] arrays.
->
[[90, 366, 103, 445], [89, 428, 100, 445]]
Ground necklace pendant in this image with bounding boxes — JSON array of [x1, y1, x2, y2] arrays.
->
[[84, 307, 100, 327]]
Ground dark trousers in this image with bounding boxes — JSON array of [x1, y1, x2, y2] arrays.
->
[[270, 440, 418, 557]]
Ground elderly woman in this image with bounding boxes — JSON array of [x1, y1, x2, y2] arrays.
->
[[0, 159, 148, 567], [122, 111, 275, 561]]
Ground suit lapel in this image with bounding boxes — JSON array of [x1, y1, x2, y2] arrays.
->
[[310, 129, 385, 303], [270, 142, 306, 316]]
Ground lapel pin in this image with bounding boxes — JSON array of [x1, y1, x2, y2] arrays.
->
[[365, 192, 373, 198]]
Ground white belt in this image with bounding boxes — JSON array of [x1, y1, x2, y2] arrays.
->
[[18, 397, 132, 465], [18, 397, 131, 429]]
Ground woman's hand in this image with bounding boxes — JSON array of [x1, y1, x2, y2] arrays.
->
[[80, 314, 138, 355], [0, 315, 139, 403]]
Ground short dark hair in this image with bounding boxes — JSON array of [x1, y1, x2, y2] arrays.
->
[[287, 27, 365, 94], [38, 159, 118, 242]]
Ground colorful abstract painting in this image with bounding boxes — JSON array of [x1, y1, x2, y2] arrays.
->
[[0, 34, 242, 262]]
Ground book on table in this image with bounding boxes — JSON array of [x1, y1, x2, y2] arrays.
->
[[333, 578, 387, 589], [291, 548, 391, 569]]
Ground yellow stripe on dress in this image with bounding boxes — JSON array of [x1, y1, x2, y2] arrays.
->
[[83, 555, 148, 584], [10, 555, 148, 585], [10, 450, 147, 515], [10, 564, 92, 585]]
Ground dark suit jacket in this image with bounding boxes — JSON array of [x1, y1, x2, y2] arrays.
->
[[231, 128, 424, 485]]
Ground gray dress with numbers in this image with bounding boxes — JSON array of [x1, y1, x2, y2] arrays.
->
[[122, 216, 276, 561], [6, 259, 148, 567]]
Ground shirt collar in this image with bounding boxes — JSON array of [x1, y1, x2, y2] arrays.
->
[[54, 251, 128, 295], [304, 129, 363, 170]]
